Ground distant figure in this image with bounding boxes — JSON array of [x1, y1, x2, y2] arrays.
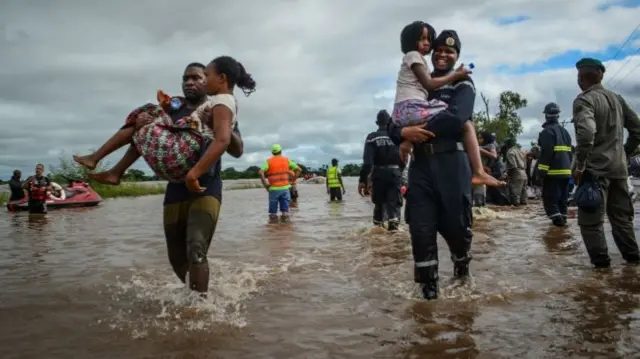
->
[[537, 102, 572, 227], [23, 163, 51, 214], [571, 57, 640, 268], [326, 158, 345, 201], [504, 138, 528, 205], [8, 169, 25, 202], [259, 144, 301, 223], [359, 109, 404, 231]]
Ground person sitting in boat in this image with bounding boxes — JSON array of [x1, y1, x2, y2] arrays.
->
[[47, 182, 66, 201]]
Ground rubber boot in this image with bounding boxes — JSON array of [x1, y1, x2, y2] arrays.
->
[[388, 220, 399, 232], [453, 262, 469, 278], [416, 266, 439, 300], [268, 214, 279, 224], [552, 216, 566, 227], [453, 254, 471, 278], [280, 213, 290, 223]]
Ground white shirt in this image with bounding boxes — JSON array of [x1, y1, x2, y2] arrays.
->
[[394, 51, 430, 103]]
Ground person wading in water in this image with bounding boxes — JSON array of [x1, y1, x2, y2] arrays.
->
[[103, 62, 245, 294], [388, 30, 478, 300]]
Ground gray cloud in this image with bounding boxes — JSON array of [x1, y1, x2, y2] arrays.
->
[[2, 0, 640, 177]]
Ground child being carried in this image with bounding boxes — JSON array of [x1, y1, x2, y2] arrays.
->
[[73, 56, 255, 192]]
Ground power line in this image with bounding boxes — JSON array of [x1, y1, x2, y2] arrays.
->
[[604, 23, 640, 86], [610, 59, 640, 90], [608, 23, 640, 65], [607, 47, 640, 88]]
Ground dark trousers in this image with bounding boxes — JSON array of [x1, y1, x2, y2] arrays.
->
[[28, 201, 47, 214], [329, 187, 342, 201], [407, 149, 473, 283], [542, 177, 570, 221], [371, 167, 403, 226]]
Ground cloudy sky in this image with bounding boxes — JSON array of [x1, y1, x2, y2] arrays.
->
[[2, 0, 640, 178]]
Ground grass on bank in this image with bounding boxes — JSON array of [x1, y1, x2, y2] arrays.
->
[[92, 182, 166, 199]]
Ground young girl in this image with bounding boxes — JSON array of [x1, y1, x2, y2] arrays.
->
[[393, 21, 502, 187], [73, 56, 256, 192]]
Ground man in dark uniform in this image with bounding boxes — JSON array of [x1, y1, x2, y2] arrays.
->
[[537, 102, 573, 227], [572, 57, 640, 267], [387, 30, 474, 300], [358, 109, 404, 231], [23, 163, 51, 214]]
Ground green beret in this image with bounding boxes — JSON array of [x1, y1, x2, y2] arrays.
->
[[575, 57, 605, 73]]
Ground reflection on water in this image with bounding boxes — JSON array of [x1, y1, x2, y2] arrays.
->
[[1, 178, 639, 358]]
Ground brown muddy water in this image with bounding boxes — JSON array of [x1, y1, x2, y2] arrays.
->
[[2, 177, 640, 359]]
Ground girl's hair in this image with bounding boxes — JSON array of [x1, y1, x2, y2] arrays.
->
[[209, 56, 257, 96], [480, 131, 495, 145], [400, 21, 436, 54]]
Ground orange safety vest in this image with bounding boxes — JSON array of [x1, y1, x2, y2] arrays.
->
[[266, 156, 293, 187]]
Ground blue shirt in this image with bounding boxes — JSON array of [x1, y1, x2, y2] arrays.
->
[[163, 103, 226, 205]]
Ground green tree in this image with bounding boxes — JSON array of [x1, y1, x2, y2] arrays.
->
[[474, 91, 528, 143]]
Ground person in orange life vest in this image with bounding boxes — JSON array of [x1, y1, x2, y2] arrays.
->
[[22, 163, 52, 214], [258, 144, 301, 223]]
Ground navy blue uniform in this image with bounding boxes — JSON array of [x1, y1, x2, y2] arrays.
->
[[359, 128, 404, 229], [388, 72, 475, 299], [537, 120, 572, 224]]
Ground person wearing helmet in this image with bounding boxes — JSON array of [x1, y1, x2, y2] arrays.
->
[[536, 102, 573, 226], [326, 158, 345, 201], [572, 57, 640, 268], [358, 109, 405, 231], [258, 144, 301, 223]]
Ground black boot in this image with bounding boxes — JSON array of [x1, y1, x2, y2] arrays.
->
[[552, 216, 566, 227], [416, 266, 439, 300], [452, 254, 472, 278], [388, 220, 399, 232], [453, 262, 469, 278], [420, 280, 439, 300]]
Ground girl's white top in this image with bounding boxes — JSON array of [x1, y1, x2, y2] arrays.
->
[[191, 94, 237, 139], [394, 51, 430, 103]]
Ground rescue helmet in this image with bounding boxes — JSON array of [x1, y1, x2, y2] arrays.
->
[[543, 102, 561, 115]]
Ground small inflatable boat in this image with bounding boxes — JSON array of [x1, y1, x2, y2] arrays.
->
[[6, 180, 102, 211]]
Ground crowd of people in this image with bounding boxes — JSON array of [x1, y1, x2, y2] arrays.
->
[[7, 20, 640, 302]]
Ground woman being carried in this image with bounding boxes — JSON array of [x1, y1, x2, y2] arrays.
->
[[73, 56, 255, 192], [392, 21, 502, 187]]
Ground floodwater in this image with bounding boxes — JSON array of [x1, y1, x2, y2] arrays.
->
[[1, 177, 640, 359]]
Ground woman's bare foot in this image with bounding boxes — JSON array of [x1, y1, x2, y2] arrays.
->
[[88, 171, 121, 185], [471, 171, 506, 187], [73, 155, 97, 170]]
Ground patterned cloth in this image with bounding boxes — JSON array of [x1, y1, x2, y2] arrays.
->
[[391, 99, 448, 127], [125, 103, 212, 182]]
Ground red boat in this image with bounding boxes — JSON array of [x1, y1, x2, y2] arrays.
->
[[6, 180, 103, 211]]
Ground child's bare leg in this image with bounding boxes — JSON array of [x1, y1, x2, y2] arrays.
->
[[462, 122, 505, 187], [73, 126, 136, 170], [88, 145, 140, 185]]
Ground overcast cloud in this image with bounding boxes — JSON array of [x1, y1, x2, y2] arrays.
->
[[2, 0, 640, 177]]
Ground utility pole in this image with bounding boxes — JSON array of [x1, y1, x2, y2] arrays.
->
[[559, 119, 571, 128]]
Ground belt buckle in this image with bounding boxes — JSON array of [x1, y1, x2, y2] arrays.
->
[[423, 143, 434, 155]]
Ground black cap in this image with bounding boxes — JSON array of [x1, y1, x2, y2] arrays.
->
[[543, 102, 561, 115], [576, 57, 605, 73], [433, 29, 461, 54]]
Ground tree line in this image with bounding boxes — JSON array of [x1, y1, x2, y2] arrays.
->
[[1, 91, 532, 185]]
